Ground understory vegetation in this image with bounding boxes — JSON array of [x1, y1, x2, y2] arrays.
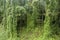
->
[[0, 0, 60, 40]]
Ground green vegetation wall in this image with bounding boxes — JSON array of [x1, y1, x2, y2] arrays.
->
[[0, 0, 60, 40]]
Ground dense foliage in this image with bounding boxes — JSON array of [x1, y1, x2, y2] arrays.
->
[[0, 0, 60, 40]]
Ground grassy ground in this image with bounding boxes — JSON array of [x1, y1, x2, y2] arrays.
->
[[0, 24, 60, 40], [20, 26, 60, 40], [20, 27, 42, 40]]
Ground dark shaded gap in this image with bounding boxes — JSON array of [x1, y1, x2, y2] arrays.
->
[[16, 14, 27, 37]]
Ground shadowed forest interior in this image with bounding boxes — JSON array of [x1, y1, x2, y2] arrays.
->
[[0, 0, 60, 40]]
